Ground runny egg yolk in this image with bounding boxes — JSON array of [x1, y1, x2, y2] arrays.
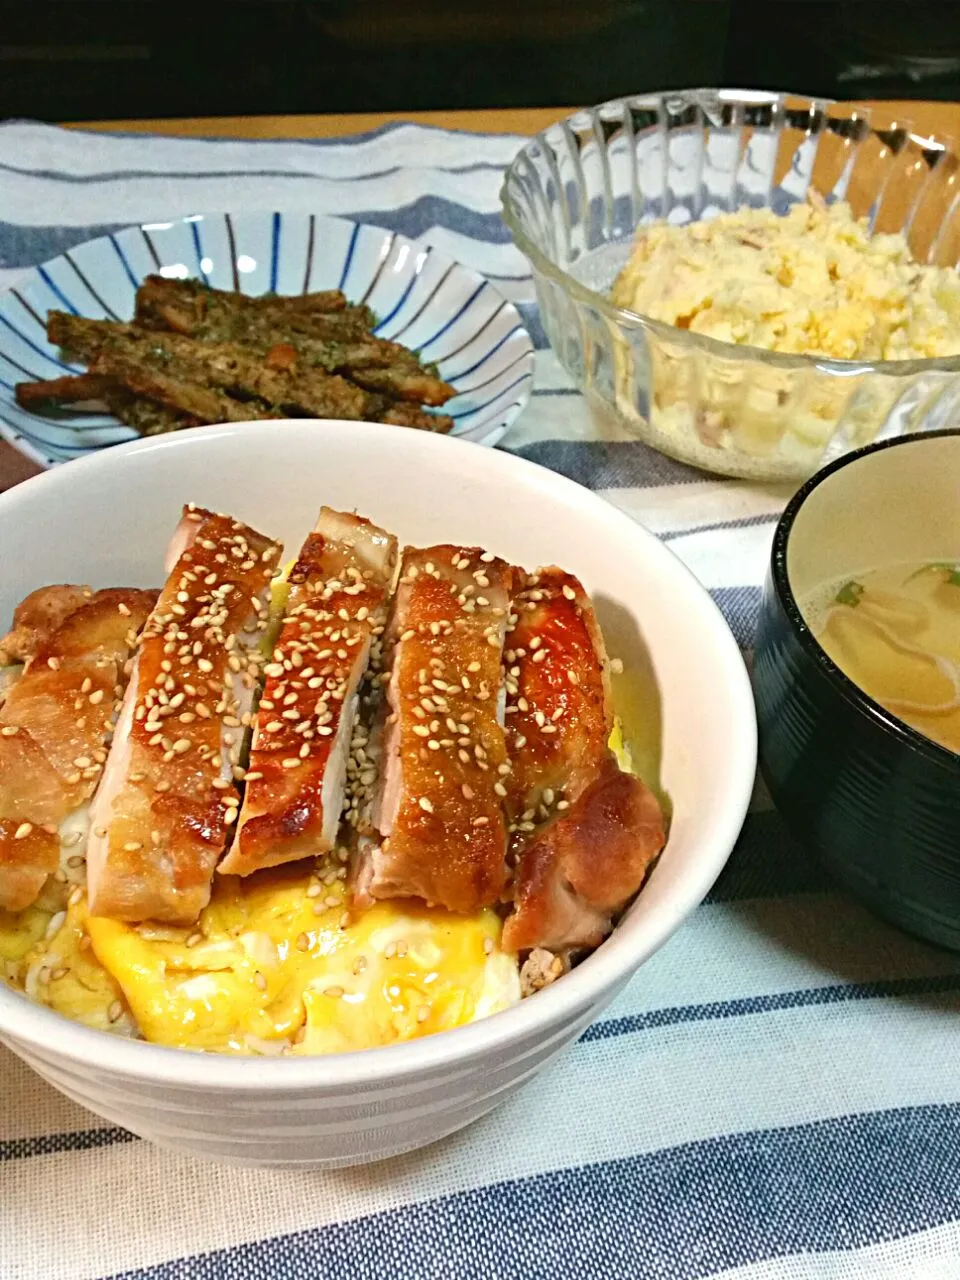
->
[[79, 866, 518, 1055]]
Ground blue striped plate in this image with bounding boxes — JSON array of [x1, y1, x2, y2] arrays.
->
[[0, 211, 535, 467]]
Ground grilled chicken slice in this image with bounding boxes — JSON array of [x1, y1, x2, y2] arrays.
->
[[501, 753, 665, 955], [355, 546, 516, 914], [0, 587, 156, 911], [501, 568, 665, 957], [0, 585, 94, 665], [503, 569, 614, 837], [219, 508, 398, 876], [86, 506, 282, 923]]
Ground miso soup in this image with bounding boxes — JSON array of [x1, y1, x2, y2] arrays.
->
[[802, 561, 960, 755]]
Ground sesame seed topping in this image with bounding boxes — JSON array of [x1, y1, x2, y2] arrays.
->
[[418, 796, 434, 813], [13, 822, 32, 839]]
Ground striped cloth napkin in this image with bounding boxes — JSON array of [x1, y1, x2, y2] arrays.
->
[[2, 120, 960, 1280]]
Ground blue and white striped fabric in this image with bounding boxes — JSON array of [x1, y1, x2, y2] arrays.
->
[[3, 119, 960, 1280]]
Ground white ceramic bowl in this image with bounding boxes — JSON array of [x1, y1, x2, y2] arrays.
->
[[0, 421, 756, 1169]]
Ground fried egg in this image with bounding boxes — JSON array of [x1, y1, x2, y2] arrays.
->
[[0, 680, 630, 1055], [3, 867, 518, 1055]]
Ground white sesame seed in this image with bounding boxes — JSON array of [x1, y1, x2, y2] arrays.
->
[[13, 822, 32, 840], [418, 796, 434, 813]]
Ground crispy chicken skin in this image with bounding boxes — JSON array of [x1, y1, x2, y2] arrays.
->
[[502, 754, 665, 954], [0, 587, 156, 911], [503, 568, 614, 834], [0, 585, 94, 666], [220, 508, 398, 876], [85, 507, 282, 924], [358, 546, 515, 914]]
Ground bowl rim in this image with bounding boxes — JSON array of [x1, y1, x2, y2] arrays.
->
[[769, 425, 960, 773], [500, 87, 960, 377], [0, 419, 757, 1089]]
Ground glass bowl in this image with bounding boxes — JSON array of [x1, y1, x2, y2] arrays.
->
[[501, 89, 960, 481]]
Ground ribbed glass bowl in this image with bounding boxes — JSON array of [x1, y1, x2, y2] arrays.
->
[[501, 89, 960, 481]]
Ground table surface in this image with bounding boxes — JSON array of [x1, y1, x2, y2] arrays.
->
[[1, 98, 957, 493], [5, 100, 960, 1280]]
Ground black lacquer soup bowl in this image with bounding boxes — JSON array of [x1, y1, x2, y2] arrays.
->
[[754, 430, 960, 948]]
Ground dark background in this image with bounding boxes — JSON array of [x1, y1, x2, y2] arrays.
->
[[3, 1, 960, 122]]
